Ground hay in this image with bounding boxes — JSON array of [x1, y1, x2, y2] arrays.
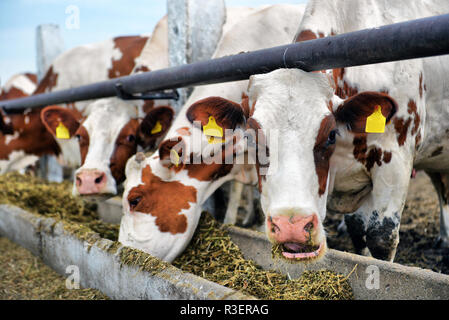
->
[[0, 172, 354, 300], [0, 172, 119, 241], [173, 212, 354, 300], [0, 236, 108, 300]]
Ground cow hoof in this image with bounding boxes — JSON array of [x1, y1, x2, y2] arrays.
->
[[433, 236, 449, 249]]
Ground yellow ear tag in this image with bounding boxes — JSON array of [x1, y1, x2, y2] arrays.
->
[[365, 105, 386, 133], [170, 149, 180, 167], [151, 120, 162, 134], [56, 122, 70, 139], [203, 116, 224, 144]]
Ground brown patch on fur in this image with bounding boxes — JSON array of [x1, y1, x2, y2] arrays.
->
[[107, 36, 149, 79], [352, 137, 391, 171], [313, 115, 337, 195], [415, 132, 422, 149], [0, 86, 28, 100], [333, 68, 359, 99], [250, 100, 257, 117], [383, 151, 392, 164], [241, 92, 250, 118], [34, 66, 58, 94], [407, 99, 420, 136], [74, 125, 89, 164], [127, 165, 196, 234], [0, 107, 60, 159], [353, 136, 368, 163], [394, 117, 412, 146], [133, 65, 150, 73], [295, 29, 318, 42], [110, 119, 140, 184], [365, 147, 383, 171], [24, 73, 37, 84], [142, 100, 155, 114], [419, 73, 423, 98], [185, 156, 234, 182]]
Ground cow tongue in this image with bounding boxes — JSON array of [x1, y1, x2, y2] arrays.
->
[[283, 242, 306, 253], [281, 242, 323, 260]]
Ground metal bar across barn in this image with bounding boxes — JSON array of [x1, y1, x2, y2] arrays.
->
[[2, 13, 449, 111]]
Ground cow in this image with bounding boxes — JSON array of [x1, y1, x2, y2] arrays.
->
[[242, 0, 449, 262], [37, 32, 160, 169], [0, 73, 51, 173], [118, 4, 305, 262]]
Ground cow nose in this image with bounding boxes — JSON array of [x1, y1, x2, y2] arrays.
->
[[76, 170, 107, 195], [267, 214, 318, 244]]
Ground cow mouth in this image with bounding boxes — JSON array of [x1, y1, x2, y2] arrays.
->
[[281, 242, 324, 260], [79, 193, 115, 201]]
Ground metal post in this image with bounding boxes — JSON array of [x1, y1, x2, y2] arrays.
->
[[36, 24, 65, 182], [167, 0, 226, 217], [167, 0, 226, 113]]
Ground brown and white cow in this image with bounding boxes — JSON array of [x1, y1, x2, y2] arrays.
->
[[38, 32, 157, 168], [38, 17, 175, 198], [243, 0, 449, 262], [0, 73, 54, 173], [118, 4, 305, 262]]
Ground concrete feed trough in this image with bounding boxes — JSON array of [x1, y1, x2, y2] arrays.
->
[[0, 203, 448, 300]]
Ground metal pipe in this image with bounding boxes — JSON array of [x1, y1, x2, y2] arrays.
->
[[3, 13, 449, 111]]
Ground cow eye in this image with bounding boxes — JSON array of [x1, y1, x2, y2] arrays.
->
[[128, 196, 142, 210], [75, 134, 81, 141], [126, 134, 136, 143], [327, 129, 339, 146]]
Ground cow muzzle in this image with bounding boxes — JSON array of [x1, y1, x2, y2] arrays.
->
[[267, 213, 326, 261], [75, 169, 109, 196]]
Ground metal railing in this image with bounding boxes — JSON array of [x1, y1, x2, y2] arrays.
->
[[2, 13, 449, 111]]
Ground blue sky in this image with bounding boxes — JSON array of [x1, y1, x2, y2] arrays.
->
[[0, 0, 307, 84]]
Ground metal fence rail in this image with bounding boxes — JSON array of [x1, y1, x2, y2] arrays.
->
[[2, 13, 449, 111]]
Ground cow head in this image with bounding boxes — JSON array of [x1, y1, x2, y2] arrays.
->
[[41, 98, 174, 199], [247, 68, 397, 261], [119, 97, 256, 262]]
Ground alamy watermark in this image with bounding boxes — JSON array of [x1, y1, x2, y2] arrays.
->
[[365, 265, 380, 290], [65, 265, 80, 289], [65, 5, 80, 30]]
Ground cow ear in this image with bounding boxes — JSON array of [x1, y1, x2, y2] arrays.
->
[[138, 106, 174, 149], [41, 105, 81, 139], [186, 96, 247, 132], [158, 136, 186, 170], [333, 91, 397, 133]]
